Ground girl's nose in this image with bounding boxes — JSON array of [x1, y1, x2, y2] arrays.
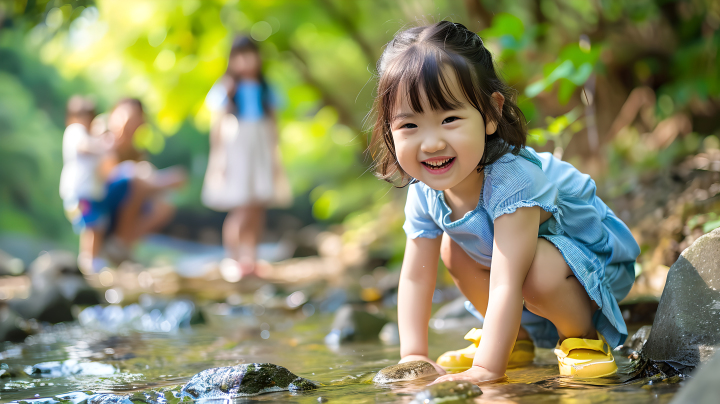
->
[[420, 133, 447, 154]]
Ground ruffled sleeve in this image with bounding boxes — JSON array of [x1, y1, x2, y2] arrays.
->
[[484, 151, 559, 222], [403, 183, 443, 239]]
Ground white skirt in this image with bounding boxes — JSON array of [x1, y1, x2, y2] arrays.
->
[[202, 115, 292, 211]]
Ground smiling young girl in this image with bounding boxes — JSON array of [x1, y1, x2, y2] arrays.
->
[[370, 21, 640, 384]]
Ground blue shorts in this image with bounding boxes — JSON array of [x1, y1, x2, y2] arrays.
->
[[70, 177, 131, 232]]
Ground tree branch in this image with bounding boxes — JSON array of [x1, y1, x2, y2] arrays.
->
[[287, 45, 358, 129], [318, 0, 376, 66]]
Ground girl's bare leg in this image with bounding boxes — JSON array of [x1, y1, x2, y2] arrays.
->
[[440, 233, 530, 341], [78, 228, 104, 274], [223, 207, 245, 261], [522, 239, 597, 341], [236, 205, 265, 276], [114, 179, 152, 246]]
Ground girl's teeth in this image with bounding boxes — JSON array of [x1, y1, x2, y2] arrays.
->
[[426, 158, 451, 168]]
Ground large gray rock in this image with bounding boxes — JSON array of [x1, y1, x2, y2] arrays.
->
[[373, 361, 438, 383], [633, 228, 720, 378], [411, 381, 482, 403], [179, 363, 317, 399], [669, 351, 720, 404]]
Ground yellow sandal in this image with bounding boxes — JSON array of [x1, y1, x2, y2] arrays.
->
[[554, 333, 617, 378], [436, 328, 535, 373]]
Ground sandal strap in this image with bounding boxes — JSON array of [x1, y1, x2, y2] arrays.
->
[[554, 337, 608, 358], [463, 328, 483, 345]]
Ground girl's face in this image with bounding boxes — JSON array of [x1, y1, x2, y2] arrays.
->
[[390, 70, 497, 192], [228, 50, 260, 79]]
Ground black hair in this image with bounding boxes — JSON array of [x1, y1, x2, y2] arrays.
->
[[227, 35, 271, 117], [370, 21, 527, 186]]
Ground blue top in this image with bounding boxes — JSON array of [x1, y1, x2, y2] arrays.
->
[[205, 80, 278, 122], [403, 146, 641, 347], [404, 146, 639, 267]]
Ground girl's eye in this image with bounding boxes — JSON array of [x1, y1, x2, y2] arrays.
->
[[400, 123, 417, 129], [442, 116, 460, 124]]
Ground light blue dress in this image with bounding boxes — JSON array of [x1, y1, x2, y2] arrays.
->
[[403, 146, 640, 348], [205, 80, 279, 121]]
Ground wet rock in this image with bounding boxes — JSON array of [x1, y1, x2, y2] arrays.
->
[[0, 249, 24, 276], [0, 303, 28, 342], [25, 359, 116, 378], [633, 228, 720, 378], [379, 322, 400, 345], [620, 326, 652, 357], [13, 386, 191, 404], [372, 361, 438, 383], [8, 251, 98, 323], [669, 351, 720, 404], [411, 381, 482, 403], [429, 296, 479, 330], [376, 271, 400, 296], [78, 299, 203, 333], [324, 304, 388, 344], [316, 288, 347, 313], [178, 363, 317, 399]]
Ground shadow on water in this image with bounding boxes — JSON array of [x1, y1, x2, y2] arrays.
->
[[0, 313, 682, 403]]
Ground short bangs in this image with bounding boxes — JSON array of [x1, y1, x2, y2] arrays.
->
[[380, 45, 486, 118]]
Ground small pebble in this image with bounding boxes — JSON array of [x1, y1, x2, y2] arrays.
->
[[318, 397, 329, 403]]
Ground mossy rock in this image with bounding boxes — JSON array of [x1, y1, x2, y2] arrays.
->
[[412, 381, 482, 403], [373, 361, 438, 383], [179, 363, 318, 399]]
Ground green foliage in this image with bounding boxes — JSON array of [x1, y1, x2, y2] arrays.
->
[[0, 0, 718, 264]]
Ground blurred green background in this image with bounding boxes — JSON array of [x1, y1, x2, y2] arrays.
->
[[0, 0, 719, 276]]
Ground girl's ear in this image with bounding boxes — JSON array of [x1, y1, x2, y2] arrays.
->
[[485, 92, 505, 135]]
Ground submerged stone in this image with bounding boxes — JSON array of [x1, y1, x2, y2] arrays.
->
[[179, 363, 317, 399], [619, 325, 652, 357], [411, 381, 482, 403], [25, 360, 116, 378], [324, 304, 388, 344], [372, 361, 438, 384], [633, 228, 720, 378]]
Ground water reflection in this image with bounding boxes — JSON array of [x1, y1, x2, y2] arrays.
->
[[0, 313, 681, 403]]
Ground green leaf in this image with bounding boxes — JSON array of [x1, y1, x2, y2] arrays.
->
[[480, 13, 524, 41]]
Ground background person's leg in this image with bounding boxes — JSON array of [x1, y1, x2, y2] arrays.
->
[[135, 198, 175, 239], [236, 204, 265, 276], [222, 206, 245, 262], [78, 227, 105, 274], [113, 178, 152, 247]]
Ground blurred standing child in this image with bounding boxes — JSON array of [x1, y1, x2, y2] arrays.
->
[[60, 96, 115, 273], [203, 35, 291, 279]]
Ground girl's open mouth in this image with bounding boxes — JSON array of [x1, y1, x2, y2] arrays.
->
[[422, 157, 455, 174]]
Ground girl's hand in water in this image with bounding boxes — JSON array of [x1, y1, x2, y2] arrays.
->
[[399, 355, 447, 375], [429, 365, 505, 385]]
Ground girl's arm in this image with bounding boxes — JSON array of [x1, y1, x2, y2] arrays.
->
[[432, 206, 541, 384], [397, 236, 446, 374]]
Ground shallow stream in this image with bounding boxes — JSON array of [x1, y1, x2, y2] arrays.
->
[[1, 310, 682, 403]]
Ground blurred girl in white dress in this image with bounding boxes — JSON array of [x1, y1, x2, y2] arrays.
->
[[203, 36, 291, 278]]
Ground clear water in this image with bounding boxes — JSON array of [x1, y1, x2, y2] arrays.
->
[[0, 310, 682, 403]]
